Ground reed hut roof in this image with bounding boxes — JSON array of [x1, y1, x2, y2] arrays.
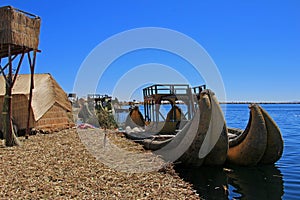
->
[[0, 73, 71, 121], [0, 6, 41, 57]]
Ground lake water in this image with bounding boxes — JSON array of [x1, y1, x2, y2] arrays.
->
[[116, 104, 300, 199]]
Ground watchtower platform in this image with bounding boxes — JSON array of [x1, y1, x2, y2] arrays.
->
[[0, 6, 41, 144]]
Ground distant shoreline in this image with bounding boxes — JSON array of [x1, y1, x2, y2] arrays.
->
[[219, 102, 300, 104], [118, 102, 300, 106]]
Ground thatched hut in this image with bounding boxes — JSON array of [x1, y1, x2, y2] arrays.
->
[[0, 73, 74, 133]]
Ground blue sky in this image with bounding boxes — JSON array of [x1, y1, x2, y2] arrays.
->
[[2, 1, 299, 102]]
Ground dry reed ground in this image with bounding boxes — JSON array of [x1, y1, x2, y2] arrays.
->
[[0, 129, 199, 199]]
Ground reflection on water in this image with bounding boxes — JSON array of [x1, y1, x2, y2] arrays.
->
[[227, 165, 284, 199], [175, 165, 228, 199], [175, 164, 284, 200]]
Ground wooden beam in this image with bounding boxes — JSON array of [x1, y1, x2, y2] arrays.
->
[[25, 50, 37, 139], [11, 52, 25, 87], [0, 54, 18, 70]]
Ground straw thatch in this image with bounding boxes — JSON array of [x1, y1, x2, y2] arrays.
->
[[0, 6, 41, 58], [0, 73, 74, 132]]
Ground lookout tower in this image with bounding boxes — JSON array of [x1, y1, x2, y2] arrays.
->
[[0, 6, 41, 145]]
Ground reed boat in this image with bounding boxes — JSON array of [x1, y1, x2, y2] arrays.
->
[[124, 106, 145, 128], [123, 100, 190, 142], [177, 89, 228, 166], [227, 104, 284, 166], [125, 105, 185, 133], [124, 89, 228, 166]]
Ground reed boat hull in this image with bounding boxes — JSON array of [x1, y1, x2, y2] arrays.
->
[[227, 104, 267, 166], [258, 106, 284, 164], [125, 106, 145, 128], [139, 90, 228, 166], [227, 104, 284, 166], [202, 93, 228, 166]]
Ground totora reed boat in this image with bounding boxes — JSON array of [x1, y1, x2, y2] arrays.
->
[[124, 84, 284, 167], [227, 104, 284, 166], [124, 89, 228, 167]]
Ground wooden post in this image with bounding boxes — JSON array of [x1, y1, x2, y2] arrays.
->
[[25, 50, 36, 139], [187, 88, 192, 120], [3, 44, 20, 146], [155, 99, 160, 123]]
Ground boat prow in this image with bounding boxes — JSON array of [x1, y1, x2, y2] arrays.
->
[[141, 89, 228, 167], [258, 106, 284, 164], [150, 90, 212, 166], [227, 104, 267, 166], [227, 104, 284, 166], [201, 90, 228, 166], [125, 106, 145, 128]]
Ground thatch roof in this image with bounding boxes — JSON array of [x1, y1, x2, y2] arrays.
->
[[0, 6, 41, 57], [0, 73, 71, 121]]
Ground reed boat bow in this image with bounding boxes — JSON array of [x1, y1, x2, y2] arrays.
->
[[258, 106, 284, 164], [227, 104, 284, 166], [142, 89, 228, 166]]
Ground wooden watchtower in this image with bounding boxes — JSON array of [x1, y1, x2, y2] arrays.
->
[[0, 6, 41, 146]]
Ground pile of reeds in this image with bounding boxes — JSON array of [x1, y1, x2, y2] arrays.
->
[[0, 6, 41, 50], [0, 129, 199, 199]]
